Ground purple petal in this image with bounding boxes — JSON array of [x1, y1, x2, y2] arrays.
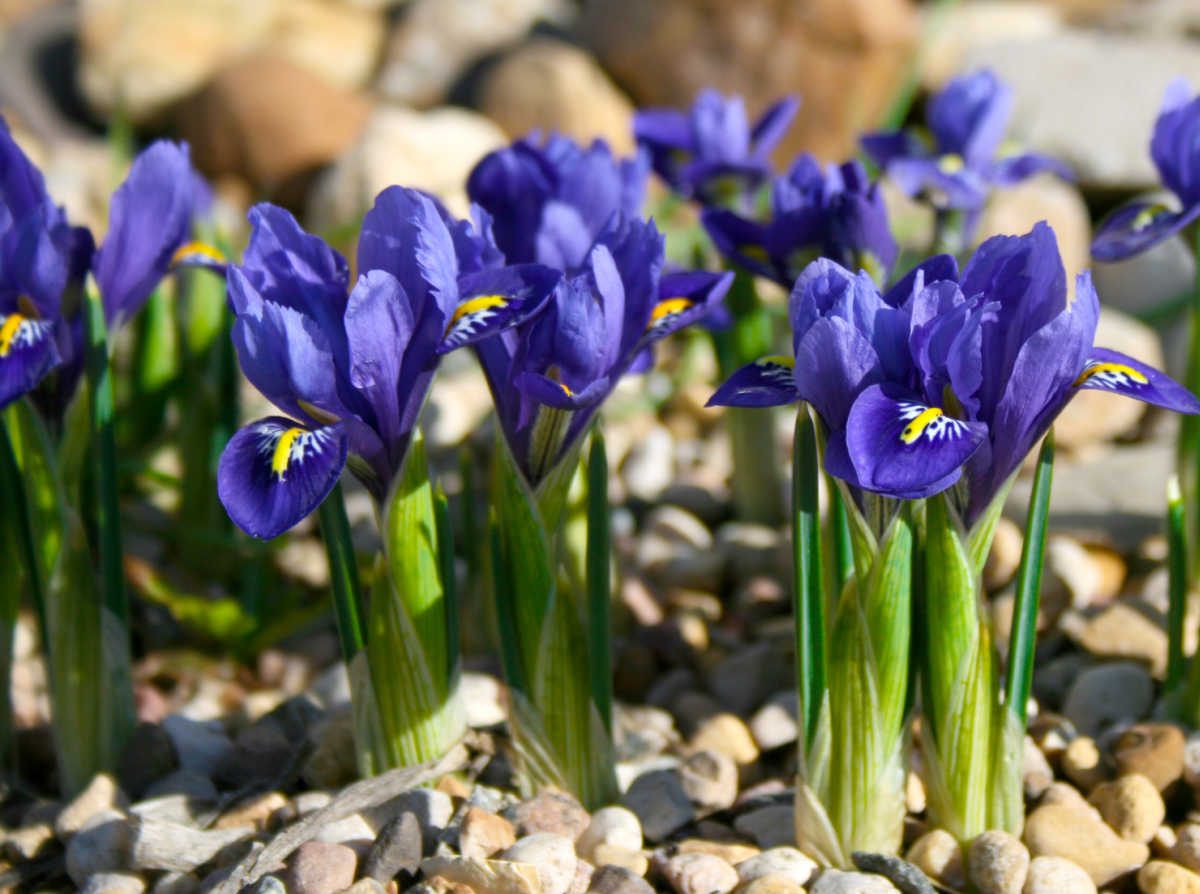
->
[[0, 313, 59, 410], [345, 270, 415, 455], [1091, 200, 1200, 262], [793, 315, 882, 432], [860, 130, 927, 170], [989, 152, 1073, 187], [640, 270, 733, 345], [440, 264, 560, 354], [840, 384, 987, 499], [535, 200, 596, 271], [928, 70, 1013, 167], [707, 355, 801, 408], [701, 209, 776, 280], [885, 157, 988, 209], [466, 143, 556, 262], [0, 119, 51, 231], [882, 254, 958, 308], [217, 417, 348, 540], [1151, 79, 1200, 205], [1074, 346, 1200, 414], [749, 95, 800, 158], [94, 141, 199, 330]]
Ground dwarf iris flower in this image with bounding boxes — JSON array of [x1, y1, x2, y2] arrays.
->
[[861, 70, 1069, 222], [0, 122, 204, 412], [1093, 79, 1200, 260], [711, 222, 1200, 520], [702, 155, 898, 287], [467, 135, 733, 483], [634, 89, 799, 209], [217, 187, 561, 540]]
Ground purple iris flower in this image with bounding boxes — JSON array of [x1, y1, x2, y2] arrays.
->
[[216, 187, 561, 539], [861, 70, 1069, 216], [710, 222, 1200, 522], [634, 89, 799, 209], [0, 120, 205, 413], [467, 134, 733, 483], [1093, 79, 1200, 261], [702, 155, 897, 288]]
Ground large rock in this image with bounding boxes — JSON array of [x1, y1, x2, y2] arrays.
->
[[962, 31, 1200, 190], [919, 2, 1065, 87], [307, 104, 507, 227], [376, 0, 572, 107], [176, 54, 372, 192], [78, 0, 385, 122], [477, 38, 636, 153], [580, 0, 918, 164]]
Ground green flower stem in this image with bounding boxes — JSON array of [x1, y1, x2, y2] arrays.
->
[[1005, 432, 1054, 726], [792, 409, 826, 753], [1182, 223, 1200, 582], [434, 487, 460, 683], [586, 433, 613, 736], [1167, 476, 1188, 696], [317, 484, 366, 664]]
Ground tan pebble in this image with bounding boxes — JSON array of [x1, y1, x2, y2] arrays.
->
[[1040, 782, 1100, 819], [1154, 825, 1177, 856], [1066, 602, 1166, 677], [459, 806, 517, 860], [984, 517, 1023, 591], [1171, 824, 1200, 872], [969, 830, 1030, 894], [1023, 856, 1096, 894], [905, 828, 966, 890], [1138, 859, 1200, 894], [1062, 737, 1110, 793], [736, 875, 806, 894], [436, 775, 471, 800], [502, 833, 578, 894], [659, 852, 739, 894], [1088, 774, 1164, 843], [906, 772, 926, 814], [689, 713, 760, 765], [1023, 804, 1148, 886], [576, 807, 643, 861], [57, 774, 128, 839], [591, 843, 648, 877], [214, 791, 288, 831], [1114, 724, 1186, 792], [1023, 737, 1054, 801], [674, 839, 761, 864]]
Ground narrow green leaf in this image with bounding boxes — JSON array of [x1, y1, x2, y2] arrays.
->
[[489, 518, 529, 697], [829, 485, 854, 595], [434, 487, 460, 682], [792, 409, 826, 753], [317, 483, 366, 661], [1005, 432, 1054, 725], [1167, 474, 1188, 693], [585, 432, 613, 735]]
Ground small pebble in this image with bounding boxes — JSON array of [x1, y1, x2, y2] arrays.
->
[[658, 852, 739, 894], [367, 788, 453, 839], [905, 829, 966, 890], [1062, 662, 1153, 739], [1088, 774, 1164, 843], [733, 805, 795, 850], [591, 843, 649, 876], [968, 830, 1030, 894], [589, 864, 655, 894], [1062, 737, 1109, 793], [737, 875, 805, 894], [1023, 856, 1096, 894], [214, 791, 288, 831], [281, 841, 357, 894], [1023, 804, 1149, 886], [1173, 825, 1200, 872], [737, 848, 818, 888], [80, 872, 146, 894], [675, 839, 761, 864], [1023, 737, 1054, 801], [808, 869, 899, 894], [66, 810, 130, 885], [339, 880, 387, 894], [851, 852, 936, 894], [57, 774, 128, 840], [622, 771, 695, 842], [460, 806, 517, 860], [688, 714, 760, 765], [1138, 859, 1200, 894], [313, 812, 375, 848], [1114, 724, 1186, 792], [502, 833, 579, 894], [510, 788, 591, 840], [576, 806, 643, 862], [678, 749, 739, 810], [748, 693, 799, 751], [362, 812, 423, 883], [149, 872, 201, 894]]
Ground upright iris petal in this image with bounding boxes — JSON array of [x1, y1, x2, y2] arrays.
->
[[1093, 78, 1200, 261], [218, 189, 561, 539], [635, 89, 800, 208]]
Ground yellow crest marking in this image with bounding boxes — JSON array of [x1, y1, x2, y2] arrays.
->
[[560, 382, 572, 397], [272, 427, 304, 479], [937, 153, 965, 174], [900, 407, 944, 445], [449, 294, 506, 328], [0, 314, 25, 358], [170, 241, 226, 267], [1073, 361, 1148, 389], [649, 297, 693, 326]]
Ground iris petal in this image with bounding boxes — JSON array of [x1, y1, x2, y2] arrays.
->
[[1091, 200, 1200, 262], [1075, 347, 1200, 414], [440, 264, 560, 354], [707, 355, 801, 408], [217, 417, 348, 540], [841, 384, 987, 500], [0, 314, 59, 410]]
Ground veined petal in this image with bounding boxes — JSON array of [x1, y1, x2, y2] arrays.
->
[[793, 315, 883, 432], [1074, 347, 1200, 414], [169, 239, 227, 276], [841, 384, 986, 499], [1091, 200, 1200, 262], [217, 417, 348, 540], [707, 355, 800, 408], [345, 269, 415, 454], [515, 371, 609, 411], [640, 270, 733, 345], [0, 313, 59, 410], [440, 264, 560, 354]]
